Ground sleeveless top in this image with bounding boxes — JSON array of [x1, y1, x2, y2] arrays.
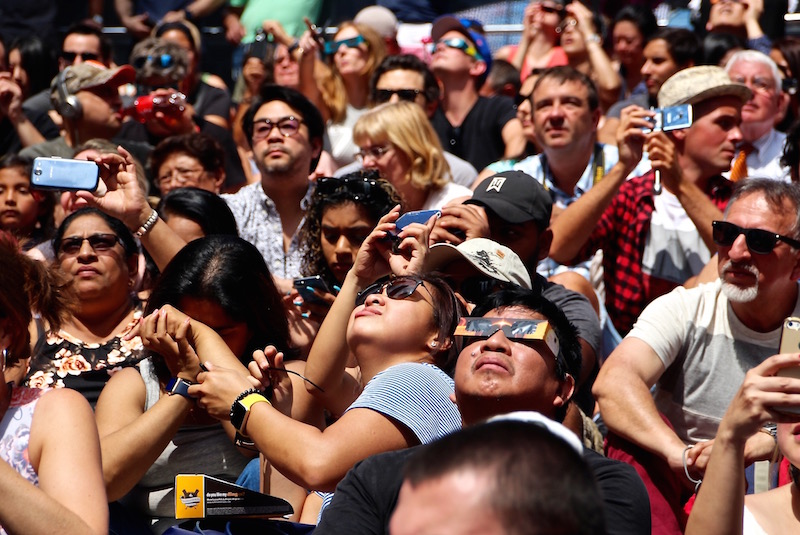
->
[[25, 305, 145, 407], [0, 387, 45, 535]]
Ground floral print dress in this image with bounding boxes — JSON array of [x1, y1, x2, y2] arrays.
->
[[25, 307, 145, 408]]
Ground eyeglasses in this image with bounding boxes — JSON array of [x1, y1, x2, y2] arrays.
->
[[454, 317, 561, 359], [315, 176, 381, 200], [555, 18, 578, 34], [712, 220, 800, 254], [355, 276, 431, 307], [251, 116, 303, 141], [157, 166, 207, 187], [355, 145, 392, 161], [432, 38, 483, 61], [61, 51, 100, 63], [374, 88, 423, 104], [729, 75, 777, 94], [324, 35, 366, 56], [133, 54, 175, 70], [58, 233, 121, 256]]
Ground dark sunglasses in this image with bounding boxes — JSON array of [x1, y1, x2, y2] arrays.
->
[[315, 176, 381, 200], [133, 54, 175, 70], [514, 92, 532, 107], [58, 233, 121, 255], [540, 4, 566, 15], [251, 116, 303, 141], [455, 317, 560, 358], [61, 51, 100, 63], [355, 277, 429, 307], [712, 220, 800, 254], [324, 35, 366, 55], [374, 88, 423, 104]]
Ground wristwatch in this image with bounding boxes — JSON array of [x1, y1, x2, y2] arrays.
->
[[230, 389, 271, 435], [166, 377, 195, 399]]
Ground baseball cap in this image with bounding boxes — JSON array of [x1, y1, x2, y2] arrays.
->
[[51, 61, 135, 106], [658, 65, 752, 108], [466, 171, 552, 230], [431, 15, 492, 72], [424, 238, 533, 290]]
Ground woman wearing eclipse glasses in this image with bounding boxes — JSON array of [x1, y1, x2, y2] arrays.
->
[[187, 205, 463, 522], [297, 21, 386, 168]]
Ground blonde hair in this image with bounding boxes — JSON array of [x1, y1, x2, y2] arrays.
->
[[328, 22, 387, 124], [353, 101, 452, 190]]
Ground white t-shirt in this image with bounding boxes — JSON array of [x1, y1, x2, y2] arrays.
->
[[627, 280, 800, 443]]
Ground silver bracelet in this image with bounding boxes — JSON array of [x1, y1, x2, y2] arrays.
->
[[134, 209, 158, 238]]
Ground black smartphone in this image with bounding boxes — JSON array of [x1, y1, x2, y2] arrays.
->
[[293, 275, 332, 305], [31, 157, 99, 191]]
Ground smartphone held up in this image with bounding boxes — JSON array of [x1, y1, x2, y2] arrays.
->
[[31, 157, 99, 192]]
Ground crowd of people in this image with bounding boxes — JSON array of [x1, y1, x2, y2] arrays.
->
[[3, 0, 800, 533]]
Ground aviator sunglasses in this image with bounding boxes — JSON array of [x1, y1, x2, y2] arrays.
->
[[355, 277, 430, 307], [712, 220, 800, 254]]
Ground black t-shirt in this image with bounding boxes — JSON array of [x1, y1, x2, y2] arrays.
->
[[431, 95, 517, 172], [316, 444, 651, 535]]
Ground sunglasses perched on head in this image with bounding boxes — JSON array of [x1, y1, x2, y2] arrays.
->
[[58, 233, 121, 255], [133, 54, 175, 70], [61, 51, 100, 63], [251, 116, 303, 141], [355, 277, 430, 307], [432, 38, 482, 61], [374, 88, 423, 104], [315, 176, 381, 200], [712, 220, 800, 254], [455, 317, 561, 357], [324, 35, 366, 55]]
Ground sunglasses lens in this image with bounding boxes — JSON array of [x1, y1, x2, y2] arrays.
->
[[91, 235, 118, 251], [375, 89, 392, 103], [355, 282, 383, 307], [60, 237, 82, 254], [712, 222, 736, 247], [746, 230, 778, 254], [385, 279, 420, 300]]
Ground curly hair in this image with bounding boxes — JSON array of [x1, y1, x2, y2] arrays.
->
[[299, 170, 401, 289], [353, 101, 452, 192]]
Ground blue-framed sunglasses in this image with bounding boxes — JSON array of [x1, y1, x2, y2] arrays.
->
[[324, 35, 366, 55], [133, 53, 175, 70]]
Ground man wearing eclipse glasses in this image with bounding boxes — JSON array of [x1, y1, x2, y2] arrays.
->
[[428, 15, 525, 171], [315, 286, 650, 535], [593, 178, 800, 534]]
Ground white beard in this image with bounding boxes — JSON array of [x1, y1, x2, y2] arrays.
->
[[720, 260, 760, 303]]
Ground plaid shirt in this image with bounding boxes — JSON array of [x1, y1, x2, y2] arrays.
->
[[575, 170, 732, 335]]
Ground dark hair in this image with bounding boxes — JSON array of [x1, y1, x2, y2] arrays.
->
[[300, 170, 401, 289], [0, 232, 72, 364], [149, 133, 226, 179], [156, 187, 238, 237], [725, 178, 800, 238], [146, 235, 292, 363], [774, 37, 800, 80], [369, 54, 440, 105], [702, 32, 746, 66], [402, 420, 605, 535], [649, 28, 701, 68], [0, 154, 55, 240], [485, 59, 521, 97], [63, 20, 112, 64], [9, 35, 58, 97], [242, 84, 325, 172], [154, 20, 201, 55], [533, 66, 599, 112], [54, 207, 138, 259], [611, 5, 658, 45], [472, 288, 582, 389], [416, 273, 464, 371]]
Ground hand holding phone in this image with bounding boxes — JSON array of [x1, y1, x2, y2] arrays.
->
[[776, 316, 800, 413], [293, 276, 333, 306]]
